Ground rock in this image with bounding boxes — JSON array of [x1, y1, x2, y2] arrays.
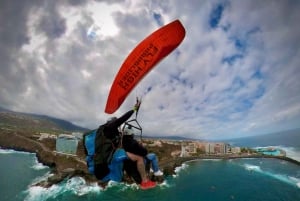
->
[[163, 165, 176, 175], [61, 168, 75, 177], [151, 175, 164, 183], [47, 174, 65, 185], [0, 130, 187, 188]]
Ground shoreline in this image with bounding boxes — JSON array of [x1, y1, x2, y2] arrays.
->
[[1, 130, 300, 188], [1, 145, 300, 187], [170, 154, 300, 166]]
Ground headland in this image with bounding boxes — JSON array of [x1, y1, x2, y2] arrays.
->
[[0, 128, 299, 188]]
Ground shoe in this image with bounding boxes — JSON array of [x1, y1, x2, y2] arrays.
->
[[154, 170, 163, 176], [140, 180, 156, 190]]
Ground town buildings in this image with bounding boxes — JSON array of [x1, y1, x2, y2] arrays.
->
[[33, 132, 241, 157], [180, 141, 240, 157]]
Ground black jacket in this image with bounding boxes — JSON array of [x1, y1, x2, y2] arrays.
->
[[102, 110, 134, 140], [122, 135, 148, 156], [93, 110, 134, 180]]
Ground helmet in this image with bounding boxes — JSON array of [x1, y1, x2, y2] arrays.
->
[[106, 116, 117, 123], [123, 126, 134, 135]]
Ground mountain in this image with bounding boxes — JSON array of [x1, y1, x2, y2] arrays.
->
[[0, 107, 89, 133], [0, 106, 10, 112], [142, 135, 197, 141], [29, 114, 89, 132]]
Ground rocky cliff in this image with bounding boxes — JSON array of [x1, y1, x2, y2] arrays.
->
[[0, 128, 182, 188]]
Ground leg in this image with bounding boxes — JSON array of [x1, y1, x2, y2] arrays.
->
[[126, 152, 148, 182], [126, 152, 156, 189], [146, 153, 163, 176], [123, 159, 142, 184], [146, 153, 159, 172]]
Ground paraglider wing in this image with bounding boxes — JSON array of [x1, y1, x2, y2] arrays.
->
[[105, 19, 186, 114]]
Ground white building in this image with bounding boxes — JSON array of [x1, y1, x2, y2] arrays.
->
[[38, 133, 57, 140], [72, 132, 83, 140], [231, 147, 241, 154], [180, 142, 197, 157], [204, 143, 229, 154]]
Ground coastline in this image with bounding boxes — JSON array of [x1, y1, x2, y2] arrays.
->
[[167, 154, 300, 166], [1, 129, 299, 188]]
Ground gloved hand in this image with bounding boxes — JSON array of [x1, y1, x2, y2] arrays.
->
[[133, 100, 141, 112]]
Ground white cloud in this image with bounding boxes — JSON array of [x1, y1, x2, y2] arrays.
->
[[0, 0, 299, 140]]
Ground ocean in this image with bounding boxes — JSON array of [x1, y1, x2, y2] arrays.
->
[[1, 130, 300, 201], [227, 128, 300, 162]]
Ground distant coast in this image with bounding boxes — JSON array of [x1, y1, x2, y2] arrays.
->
[[171, 154, 300, 166], [1, 128, 299, 188]]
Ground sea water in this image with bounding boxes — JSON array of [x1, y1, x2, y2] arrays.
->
[[0, 149, 50, 201], [1, 129, 300, 201], [228, 129, 300, 161], [1, 150, 300, 201]]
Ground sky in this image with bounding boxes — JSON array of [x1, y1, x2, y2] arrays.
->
[[0, 0, 299, 140]]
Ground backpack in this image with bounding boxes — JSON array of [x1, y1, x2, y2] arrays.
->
[[83, 125, 117, 179], [83, 129, 97, 174]]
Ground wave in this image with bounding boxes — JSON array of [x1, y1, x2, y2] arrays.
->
[[243, 163, 300, 189], [31, 157, 49, 170], [24, 176, 172, 201], [24, 177, 103, 201], [0, 148, 48, 170], [290, 177, 300, 188], [0, 148, 33, 155], [253, 145, 300, 162], [30, 172, 53, 186], [174, 163, 189, 176], [24, 184, 63, 201], [0, 148, 16, 154], [277, 146, 300, 162], [201, 159, 223, 162], [244, 164, 261, 171]]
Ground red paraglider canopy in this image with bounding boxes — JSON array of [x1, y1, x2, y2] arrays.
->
[[105, 19, 186, 114]]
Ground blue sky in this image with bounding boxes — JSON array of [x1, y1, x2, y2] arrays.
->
[[0, 0, 299, 140]]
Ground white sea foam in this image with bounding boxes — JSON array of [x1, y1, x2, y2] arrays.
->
[[201, 159, 223, 161], [174, 163, 189, 174], [31, 157, 48, 170], [102, 180, 169, 191], [0, 148, 47, 170], [65, 177, 102, 196], [254, 146, 300, 162], [243, 163, 300, 189], [26, 171, 175, 201], [103, 180, 129, 191], [32, 162, 48, 170], [289, 177, 300, 188], [120, 178, 173, 190], [276, 146, 300, 162], [30, 172, 53, 186], [24, 177, 103, 201], [0, 148, 32, 155], [244, 164, 262, 172], [25, 176, 164, 200], [158, 179, 171, 188], [121, 182, 140, 191], [0, 148, 16, 154], [24, 184, 62, 201]]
